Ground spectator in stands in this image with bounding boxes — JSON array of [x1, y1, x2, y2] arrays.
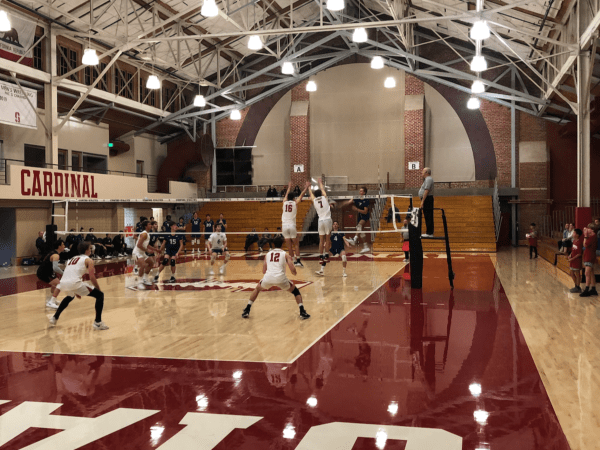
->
[[77, 227, 85, 242], [419, 167, 435, 237], [568, 228, 583, 293], [559, 223, 574, 253], [580, 223, 598, 297], [112, 231, 126, 257], [216, 213, 227, 231], [102, 234, 115, 259], [135, 216, 147, 234], [266, 186, 278, 198], [36, 231, 46, 259], [163, 215, 172, 231], [293, 185, 302, 197], [86, 228, 106, 259], [386, 205, 401, 224], [177, 217, 187, 251], [64, 229, 78, 260], [258, 228, 274, 252], [280, 187, 287, 198], [244, 228, 259, 252], [275, 227, 283, 240], [526, 223, 538, 259]]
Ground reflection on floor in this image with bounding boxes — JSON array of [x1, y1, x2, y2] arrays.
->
[[0, 250, 580, 450]]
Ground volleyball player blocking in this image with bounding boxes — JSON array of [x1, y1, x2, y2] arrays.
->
[[308, 178, 333, 276], [282, 181, 309, 267]]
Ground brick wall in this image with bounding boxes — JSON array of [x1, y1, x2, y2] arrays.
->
[[479, 99, 511, 187], [216, 107, 249, 147], [404, 75, 425, 188], [290, 82, 310, 187]]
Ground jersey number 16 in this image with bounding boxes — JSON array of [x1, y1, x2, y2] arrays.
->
[[285, 204, 293, 212]]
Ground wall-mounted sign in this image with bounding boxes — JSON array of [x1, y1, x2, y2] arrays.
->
[[294, 164, 305, 173], [408, 161, 420, 170], [0, 80, 37, 129]]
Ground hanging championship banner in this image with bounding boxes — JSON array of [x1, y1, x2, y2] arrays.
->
[[0, 15, 37, 66], [0, 80, 37, 129]]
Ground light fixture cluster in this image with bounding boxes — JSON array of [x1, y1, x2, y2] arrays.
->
[[467, 0, 491, 110], [0, 10, 11, 32], [368, 56, 395, 88]]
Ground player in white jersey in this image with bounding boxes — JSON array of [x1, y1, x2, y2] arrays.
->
[[242, 236, 310, 319], [308, 178, 333, 276], [48, 241, 109, 331], [130, 220, 159, 289], [207, 224, 231, 275], [282, 181, 309, 267]]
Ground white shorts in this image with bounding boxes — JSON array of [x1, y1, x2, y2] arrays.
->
[[260, 274, 291, 291], [132, 248, 148, 260], [57, 281, 94, 297], [318, 218, 333, 236], [282, 224, 297, 239]]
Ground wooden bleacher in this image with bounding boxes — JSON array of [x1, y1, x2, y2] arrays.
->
[[183, 200, 313, 252], [538, 235, 600, 275], [373, 195, 497, 253]]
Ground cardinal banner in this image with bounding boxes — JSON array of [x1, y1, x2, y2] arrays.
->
[[0, 15, 37, 66]]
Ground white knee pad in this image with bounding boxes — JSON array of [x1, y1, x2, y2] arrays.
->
[[356, 224, 366, 239], [342, 255, 347, 262], [225, 253, 231, 261]]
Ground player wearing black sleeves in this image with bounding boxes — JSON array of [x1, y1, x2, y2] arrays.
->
[[146, 222, 163, 282], [157, 222, 184, 283], [37, 240, 66, 308], [344, 186, 371, 254], [330, 221, 350, 277], [190, 212, 202, 254], [203, 214, 215, 255]]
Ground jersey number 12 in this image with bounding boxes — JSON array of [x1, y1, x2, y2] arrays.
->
[[270, 253, 280, 262]]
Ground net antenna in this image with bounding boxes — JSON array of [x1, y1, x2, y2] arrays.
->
[[390, 194, 400, 231]]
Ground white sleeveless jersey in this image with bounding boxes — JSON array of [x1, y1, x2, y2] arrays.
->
[[61, 255, 90, 284], [265, 249, 287, 277], [282, 201, 297, 226], [136, 231, 150, 250], [313, 196, 331, 221], [209, 232, 226, 249]]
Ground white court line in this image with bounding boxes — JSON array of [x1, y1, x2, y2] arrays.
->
[[286, 264, 406, 365]]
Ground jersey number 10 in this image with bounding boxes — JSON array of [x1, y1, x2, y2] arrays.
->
[[270, 253, 280, 262]]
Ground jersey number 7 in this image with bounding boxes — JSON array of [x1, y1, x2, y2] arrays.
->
[[270, 253, 280, 262], [318, 200, 323, 208]]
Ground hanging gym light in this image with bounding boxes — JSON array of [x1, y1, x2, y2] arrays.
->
[[467, 97, 481, 110], [201, 0, 219, 17], [471, 79, 485, 94], [248, 35, 263, 51], [384, 77, 396, 88], [281, 61, 294, 74], [470, 20, 490, 40], [146, 75, 161, 90], [371, 56, 384, 69], [352, 27, 367, 43], [230, 109, 241, 120], [326, 0, 344, 11], [306, 80, 317, 92], [0, 10, 11, 32], [194, 95, 206, 107], [82, 48, 99, 66], [470, 55, 487, 72]]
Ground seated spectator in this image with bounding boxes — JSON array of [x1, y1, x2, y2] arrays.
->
[[85, 228, 106, 259], [163, 215, 172, 232], [280, 187, 287, 198], [258, 228, 274, 252], [36, 231, 46, 259], [274, 227, 283, 240], [266, 186, 278, 198], [558, 223, 574, 253], [293, 185, 301, 197], [64, 229, 78, 260], [244, 228, 259, 252], [78, 227, 85, 241], [102, 234, 115, 259], [386, 206, 402, 224], [112, 231, 127, 257]]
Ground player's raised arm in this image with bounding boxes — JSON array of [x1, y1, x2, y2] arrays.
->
[[286, 253, 297, 276], [318, 178, 327, 198], [307, 180, 316, 200], [296, 183, 309, 204], [284, 181, 292, 201], [86, 258, 100, 290]]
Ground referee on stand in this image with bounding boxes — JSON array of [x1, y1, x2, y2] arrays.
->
[[419, 167, 434, 238]]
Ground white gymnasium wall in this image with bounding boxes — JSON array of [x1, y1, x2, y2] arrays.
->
[[252, 91, 291, 185], [309, 64, 405, 184], [423, 84, 475, 182]]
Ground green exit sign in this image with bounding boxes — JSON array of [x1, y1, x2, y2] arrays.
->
[[108, 143, 114, 148]]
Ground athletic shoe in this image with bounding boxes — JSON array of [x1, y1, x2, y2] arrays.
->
[[421, 234, 432, 238], [133, 267, 139, 275], [48, 316, 57, 327], [242, 306, 251, 318], [46, 298, 59, 309], [590, 287, 598, 296], [154, 275, 159, 283], [352, 236, 358, 245], [299, 308, 310, 320], [359, 246, 370, 254], [569, 286, 582, 293], [343, 272, 347, 277], [219, 266, 225, 274], [120, 253, 126, 257], [580, 288, 591, 297], [293, 261, 300, 267], [208, 268, 214, 275], [143, 279, 153, 286], [315, 270, 324, 276], [344, 238, 354, 246], [126, 285, 138, 291], [169, 276, 176, 283], [93, 321, 109, 331], [296, 260, 304, 268]]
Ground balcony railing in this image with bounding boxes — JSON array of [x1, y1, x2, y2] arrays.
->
[[0, 158, 159, 193]]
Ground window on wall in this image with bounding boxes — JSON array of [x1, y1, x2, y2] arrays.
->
[[72, 151, 82, 172], [57, 45, 79, 82], [136, 160, 144, 177], [24, 145, 46, 168], [115, 66, 134, 100], [162, 87, 176, 113], [83, 153, 107, 174], [33, 39, 43, 70], [216, 147, 252, 185], [84, 62, 109, 91], [140, 80, 156, 107], [58, 149, 68, 170]]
